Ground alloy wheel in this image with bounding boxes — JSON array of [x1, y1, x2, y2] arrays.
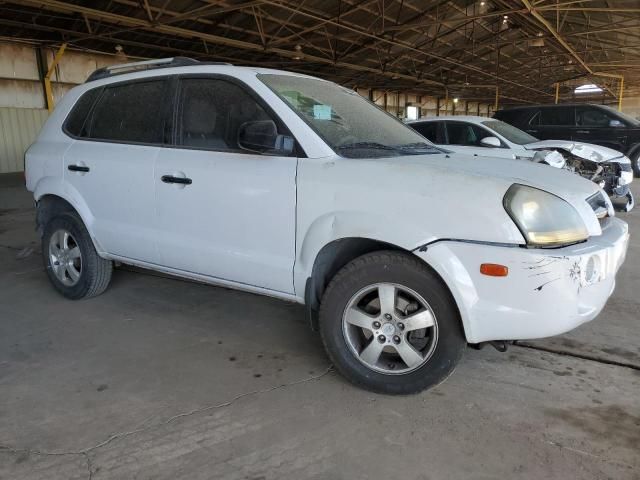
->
[[342, 283, 439, 375]]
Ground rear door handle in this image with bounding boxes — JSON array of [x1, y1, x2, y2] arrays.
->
[[68, 165, 90, 172], [576, 130, 591, 134], [161, 175, 192, 185]]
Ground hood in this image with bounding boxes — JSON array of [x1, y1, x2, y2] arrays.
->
[[523, 140, 626, 163], [400, 152, 603, 236]]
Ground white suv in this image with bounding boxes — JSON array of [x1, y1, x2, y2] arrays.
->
[[26, 58, 629, 394]]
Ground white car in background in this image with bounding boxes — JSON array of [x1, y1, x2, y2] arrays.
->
[[408, 116, 634, 211], [26, 59, 629, 394]]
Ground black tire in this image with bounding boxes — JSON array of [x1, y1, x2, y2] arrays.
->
[[42, 213, 113, 300], [319, 250, 465, 395], [631, 148, 640, 177]]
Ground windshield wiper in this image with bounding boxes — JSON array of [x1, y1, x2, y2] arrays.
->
[[394, 142, 441, 152], [335, 142, 399, 151]]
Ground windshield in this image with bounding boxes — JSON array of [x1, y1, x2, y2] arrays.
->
[[482, 120, 538, 145], [258, 74, 442, 158]]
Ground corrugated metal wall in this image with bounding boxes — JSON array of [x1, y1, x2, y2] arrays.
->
[[0, 107, 48, 173]]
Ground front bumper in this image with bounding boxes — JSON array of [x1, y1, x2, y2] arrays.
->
[[416, 217, 629, 343]]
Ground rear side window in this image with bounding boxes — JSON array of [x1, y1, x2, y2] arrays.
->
[[64, 88, 100, 137], [89, 80, 167, 144], [540, 107, 574, 126], [411, 122, 439, 142]]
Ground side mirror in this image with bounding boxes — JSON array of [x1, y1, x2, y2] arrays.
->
[[480, 136, 501, 147], [609, 119, 624, 128], [238, 120, 294, 156]]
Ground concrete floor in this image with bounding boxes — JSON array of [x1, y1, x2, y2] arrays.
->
[[1, 174, 639, 480]]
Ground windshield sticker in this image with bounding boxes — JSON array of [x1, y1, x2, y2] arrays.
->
[[313, 104, 332, 120]]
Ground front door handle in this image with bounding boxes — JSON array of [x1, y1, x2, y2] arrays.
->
[[576, 130, 591, 134], [68, 165, 90, 173], [161, 175, 192, 185]]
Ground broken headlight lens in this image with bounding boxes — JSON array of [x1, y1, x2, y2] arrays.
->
[[503, 184, 588, 247]]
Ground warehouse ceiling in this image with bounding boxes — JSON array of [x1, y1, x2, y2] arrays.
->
[[1, 0, 639, 105]]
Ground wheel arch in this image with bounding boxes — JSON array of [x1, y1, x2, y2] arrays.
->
[[34, 191, 104, 255], [304, 237, 460, 332]]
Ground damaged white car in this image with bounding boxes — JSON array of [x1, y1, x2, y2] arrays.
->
[[408, 116, 634, 211], [26, 59, 630, 395]]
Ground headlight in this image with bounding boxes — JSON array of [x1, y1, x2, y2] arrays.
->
[[503, 184, 588, 247]]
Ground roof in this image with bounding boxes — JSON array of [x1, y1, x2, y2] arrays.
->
[[1, 0, 638, 106]]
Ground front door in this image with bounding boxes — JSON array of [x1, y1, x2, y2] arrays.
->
[[443, 121, 513, 159], [573, 106, 628, 152], [154, 76, 297, 294]]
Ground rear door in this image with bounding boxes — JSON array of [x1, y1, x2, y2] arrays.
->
[[154, 76, 298, 293], [534, 106, 574, 141], [574, 106, 628, 151], [63, 78, 170, 263]]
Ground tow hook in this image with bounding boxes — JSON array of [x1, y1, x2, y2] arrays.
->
[[470, 340, 511, 352]]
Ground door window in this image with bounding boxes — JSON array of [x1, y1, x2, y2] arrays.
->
[[576, 107, 615, 127], [89, 80, 167, 144], [539, 107, 574, 126], [445, 122, 495, 147], [177, 78, 277, 152], [411, 122, 439, 142]]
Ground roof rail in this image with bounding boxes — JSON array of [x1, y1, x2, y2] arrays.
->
[[85, 57, 229, 82]]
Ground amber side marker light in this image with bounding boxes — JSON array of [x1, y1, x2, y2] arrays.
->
[[480, 263, 509, 277]]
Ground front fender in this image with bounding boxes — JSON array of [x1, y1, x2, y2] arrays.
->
[[295, 210, 429, 293]]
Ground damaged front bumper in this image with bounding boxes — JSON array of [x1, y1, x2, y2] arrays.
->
[[415, 217, 629, 344]]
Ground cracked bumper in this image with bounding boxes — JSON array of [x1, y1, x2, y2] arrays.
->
[[416, 217, 629, 343]]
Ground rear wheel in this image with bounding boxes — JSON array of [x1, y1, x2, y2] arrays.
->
[[319, 251, 465, 395], [42, 214, 113, 299]]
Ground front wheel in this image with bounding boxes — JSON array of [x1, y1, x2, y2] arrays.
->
[[42, 214, 113, 299], [319, 251, 465, 395]]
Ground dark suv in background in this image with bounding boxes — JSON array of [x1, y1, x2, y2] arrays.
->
[[494, 104, 640, 175]]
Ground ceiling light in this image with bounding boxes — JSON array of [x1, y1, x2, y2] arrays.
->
[[453, 97, 459, 103], [575, 84, 603, 94]]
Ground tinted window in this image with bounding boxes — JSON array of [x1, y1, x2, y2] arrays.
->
[[539, 107, 573, 126], [90, 80, 166, 144], [411, 122, 438, 142], [177, 78, 274, 151], [64, 88, 100, 137], [445, 122, 495, 147], [576, 107, 615, 127]]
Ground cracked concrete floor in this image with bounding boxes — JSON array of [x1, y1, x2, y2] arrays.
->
[[1, 175, 639, 480]]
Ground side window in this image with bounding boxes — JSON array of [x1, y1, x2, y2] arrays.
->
[[412, 122, 438, 143], [445, 122, 493, 146], [177, 78, 275, 152], [576, 107, 616, 127], [540, 107, 574, 126], [528, 110, 540, 126], [89, 80, 167, 144], [64, 88, 101, 137]]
